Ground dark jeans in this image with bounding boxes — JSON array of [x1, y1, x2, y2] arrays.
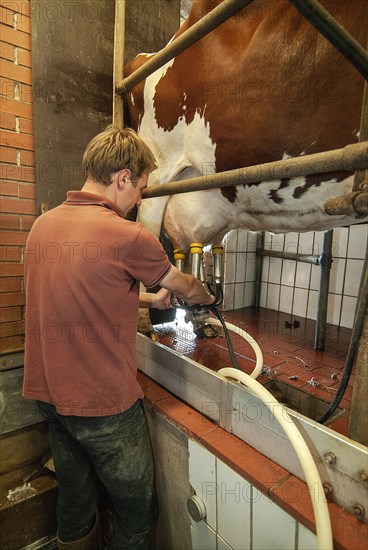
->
[[38, 400, 156, 550]]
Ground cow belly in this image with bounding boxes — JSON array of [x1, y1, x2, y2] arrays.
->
[[162, 173, 357, 247]]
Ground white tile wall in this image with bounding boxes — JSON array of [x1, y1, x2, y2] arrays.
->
[[217, 535, 233, 550], [234, 283, 246, 310], [252, 489, 296, 549], [188, 439, 217, 529], [222, 223, 367, 328], [297, 523, 318, 550], [295, 262, 311, 289], [347, 224, 368, 259], [187, 439, 317, 550], [293, 288, 308, 318], [279, 285, 294, 314], [344, 260, 364, 297], [217, 460, 251, 550], [269, 258, 282, 284], [191, 521, 217, 550], [340, 296, 357, 329]]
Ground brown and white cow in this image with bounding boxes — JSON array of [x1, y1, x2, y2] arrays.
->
[[125, 0, 367, 251]]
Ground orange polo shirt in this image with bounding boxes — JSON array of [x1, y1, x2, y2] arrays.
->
[[23, 191, 171, 416]]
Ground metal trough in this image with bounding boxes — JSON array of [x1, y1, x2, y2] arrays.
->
[[137, 333, 368, 523], [263, 379, 345, 422]]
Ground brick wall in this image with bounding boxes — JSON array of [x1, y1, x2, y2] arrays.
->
[[0, 0, 35, 353]]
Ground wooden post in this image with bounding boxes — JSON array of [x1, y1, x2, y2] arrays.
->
[[113, 0, 126, 129], [348, 79, 368, 446]]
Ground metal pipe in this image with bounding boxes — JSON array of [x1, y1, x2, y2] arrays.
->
[[190, 242, 204, 280], [113, 0, 126, 129], [116, 0, 254, 95], [255, 232, 333, 349], [315, 229, 333, 350], [212, 244, 224, 285], [354, 78, 368, 190], [253, 231, 265, 308], [289, 0, 368, 81], [260, 249, 321, 266], [325, 81, 368, 216], [174, 249, 185, 272], [325, 190, 368, 216], [142, 142, 368, 199]]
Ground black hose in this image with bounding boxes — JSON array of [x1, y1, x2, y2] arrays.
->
[[208, 304, 240, 370], [318, 250, 368, 424]]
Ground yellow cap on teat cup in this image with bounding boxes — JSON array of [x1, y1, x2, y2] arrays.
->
[[190, 242, 203, 255]]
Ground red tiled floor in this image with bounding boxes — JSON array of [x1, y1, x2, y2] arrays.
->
[[153, 306, 354, 435]]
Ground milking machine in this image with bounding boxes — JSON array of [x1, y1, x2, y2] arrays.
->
[[171, 242, 240, 368]]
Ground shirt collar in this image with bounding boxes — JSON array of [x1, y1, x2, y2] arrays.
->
[[64, 191, 125, 219]]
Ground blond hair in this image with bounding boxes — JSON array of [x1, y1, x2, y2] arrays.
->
[[82, 125, 157, 186]]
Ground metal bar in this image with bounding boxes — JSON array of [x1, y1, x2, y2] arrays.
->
[[253, 231, 265, 308], [314, 229, 333, 350], [113, 0, 126, 128], [325, 51, 368, 215], [142, 142, 368, 199], [256, 235, 333, 350], [289, 0, 368, 81], [116, 0, 255, 94], [261, 249, 321, 266], [325, 190, 368, 216], [354, 79, 368, 190]]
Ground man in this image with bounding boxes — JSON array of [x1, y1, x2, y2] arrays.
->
[[23, 126, 214, 550]]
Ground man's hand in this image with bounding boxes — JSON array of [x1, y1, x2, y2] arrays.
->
[[152, 288, 172, 310], [139, 289, 173, 310], [160, 266, 215, 306]]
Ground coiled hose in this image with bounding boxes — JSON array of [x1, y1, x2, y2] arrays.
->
[[207, 309, 333, 550]]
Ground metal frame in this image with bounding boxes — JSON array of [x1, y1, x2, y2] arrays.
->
[[117, 0, 368, 95], [114, 0, 368, 439], [253, 229, 333, 350], [289, 0, 368, 81], [112, 0, 368, 204], [141, 143, 368, 199], [116, 0, 255, 95]]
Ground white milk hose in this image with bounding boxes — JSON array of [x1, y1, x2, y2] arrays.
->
[[209, 318, 333, 550]]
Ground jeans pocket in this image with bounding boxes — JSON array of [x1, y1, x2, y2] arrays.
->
[[70, 400, 145, 444]]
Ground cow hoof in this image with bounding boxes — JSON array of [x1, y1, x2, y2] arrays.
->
[[148, 329, 160, 342], [193, 323, 218, 339]]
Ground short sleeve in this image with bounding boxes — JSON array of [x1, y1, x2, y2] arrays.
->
[[123, 226, 172, 287]]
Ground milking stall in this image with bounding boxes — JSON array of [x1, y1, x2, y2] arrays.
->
[[1, 0, 368, 548]]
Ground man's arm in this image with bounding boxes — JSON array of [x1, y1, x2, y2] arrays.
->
[[159, 265, 215, 305], [139, 288, 172, 309]]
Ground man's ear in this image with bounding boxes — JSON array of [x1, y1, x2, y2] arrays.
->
[[117, 168, 132, 189]]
